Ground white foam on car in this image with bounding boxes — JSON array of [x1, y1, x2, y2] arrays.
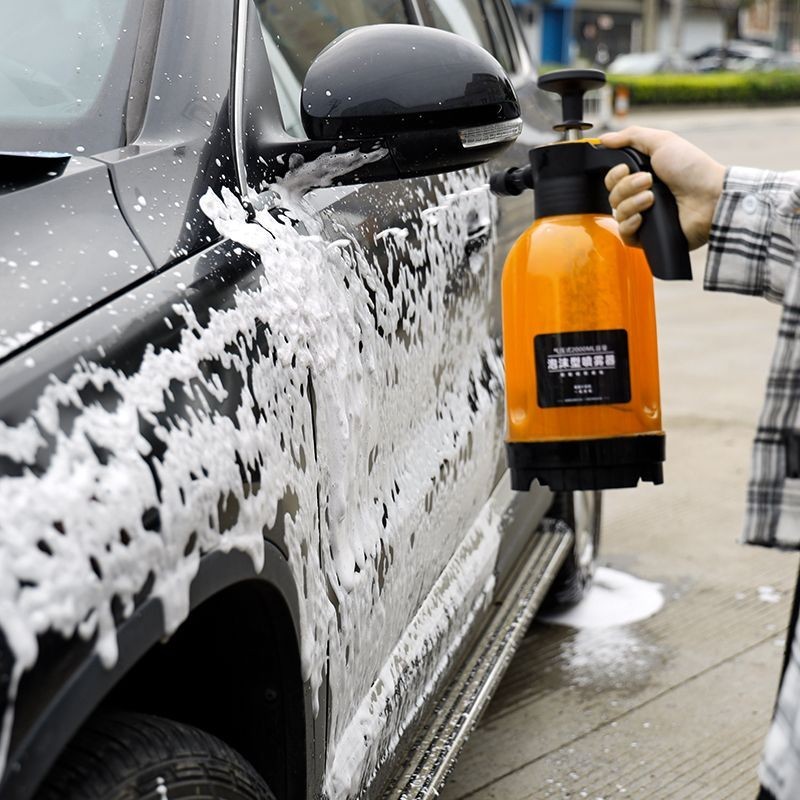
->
[[0, 147, 503, 800], [539, 567, 665, 629], [0, 319, 52, 360]]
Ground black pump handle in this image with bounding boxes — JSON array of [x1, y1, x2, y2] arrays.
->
[[589, 144, 692, 281], [489, 143, 692, 281], [533, 68, 690, 279], [537, 69, 606, 132]]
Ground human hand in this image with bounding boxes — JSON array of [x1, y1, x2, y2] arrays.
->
[[600, 126, 726, 251]]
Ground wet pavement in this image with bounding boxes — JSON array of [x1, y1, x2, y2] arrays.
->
[[441, 106, 800, 800]]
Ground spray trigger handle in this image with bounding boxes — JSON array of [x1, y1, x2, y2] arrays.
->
[[591, 144, 692, 281]]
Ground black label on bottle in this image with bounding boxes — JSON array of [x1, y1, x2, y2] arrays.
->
[[534, 329, 631, 408]]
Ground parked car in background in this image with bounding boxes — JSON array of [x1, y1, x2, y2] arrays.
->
[[0, 2, 598, 800], [607, 50, 696, 75], [690, 39, 800, 72]]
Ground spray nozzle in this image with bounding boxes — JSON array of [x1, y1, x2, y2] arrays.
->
[[537, 68, 606, 134], [489, 165, 534, 197]]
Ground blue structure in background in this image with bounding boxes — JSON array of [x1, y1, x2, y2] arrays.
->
[[540, 0, 574, 64]]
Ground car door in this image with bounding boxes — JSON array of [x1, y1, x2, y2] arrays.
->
[[414, 0, 562, 581], [239, 1, 512, 794]]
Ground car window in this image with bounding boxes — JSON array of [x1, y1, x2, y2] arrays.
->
[[0, 0, 142, 154], [253, 0, 411, 137], [418, 0, 519, 75], [478, 0, 520, 73]]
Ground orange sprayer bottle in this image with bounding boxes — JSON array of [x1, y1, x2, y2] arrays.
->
[[491, 69, 691, 491]]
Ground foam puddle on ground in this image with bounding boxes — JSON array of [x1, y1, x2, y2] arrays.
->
[[758, 585, 781, 604], [539, 567, 666, 691], [540, 566, 665, 629]]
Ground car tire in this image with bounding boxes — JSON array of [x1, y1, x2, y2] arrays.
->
[[543, 490, 602, 610], [35, 711, 276, 800]]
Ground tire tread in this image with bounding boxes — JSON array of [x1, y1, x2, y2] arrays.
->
[[36, 711, 274, 800]]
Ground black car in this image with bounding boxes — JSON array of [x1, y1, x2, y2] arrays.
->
[[0, 2, 599, 799]]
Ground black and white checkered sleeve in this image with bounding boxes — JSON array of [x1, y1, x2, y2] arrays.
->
[[705, 167, 800, 304]]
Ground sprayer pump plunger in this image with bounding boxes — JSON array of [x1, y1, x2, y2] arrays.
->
[[537, 68, 606, 134]]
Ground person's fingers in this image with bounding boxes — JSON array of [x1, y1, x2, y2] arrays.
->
[[602, 126, 726, 252], [604, 163, 630, 193], [617, 212, 643, 245], [599, 126, 673, 156], [615, 190, 655, 224], [599, 129, 635, 150], [608, 171, 653, 211]]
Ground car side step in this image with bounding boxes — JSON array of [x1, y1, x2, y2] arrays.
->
[[382, 521, 573, 800]]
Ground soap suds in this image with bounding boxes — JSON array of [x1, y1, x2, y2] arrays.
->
[[759, 586, 781, 604], [561, 626, 660, 690], [540, 567, 665, 629], [325, 504, 501, 799], [0, 149, 503, 799], [0, 319, 51, 360], [541, 568, 665, 693]]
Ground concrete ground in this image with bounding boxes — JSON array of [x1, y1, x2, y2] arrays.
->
[[441, 106, 800, 800]]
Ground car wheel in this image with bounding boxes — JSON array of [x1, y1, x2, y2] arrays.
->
[[543, 490, 602, 610], [36, 711, 275, 800]]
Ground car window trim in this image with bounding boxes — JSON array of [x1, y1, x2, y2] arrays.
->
[[478, 0, 517, 74], [492, 0, 524, 74], [404, 0, 426, 23], [513, 12, 539, 82], [232, 0, 249, 200], [492, 0, 534, 81], [415, 0, 529, 81], [124, 0, 166, 143]]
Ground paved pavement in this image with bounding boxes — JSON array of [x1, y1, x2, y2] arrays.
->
[[441, 106, 800, 800]]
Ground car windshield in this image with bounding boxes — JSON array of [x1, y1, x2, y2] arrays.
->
[[0, 0, 142, 155]]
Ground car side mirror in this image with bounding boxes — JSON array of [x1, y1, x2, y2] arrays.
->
[[259, 24, 522, 188]]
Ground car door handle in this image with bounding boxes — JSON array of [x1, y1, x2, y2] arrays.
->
[[465, 223, 491, 255]]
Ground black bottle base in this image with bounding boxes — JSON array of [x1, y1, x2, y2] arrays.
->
[[507, 433, 665, 491]]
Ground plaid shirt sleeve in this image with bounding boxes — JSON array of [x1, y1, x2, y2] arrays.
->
[[704, 167, 800, 552], [704, 169, 800, 800], [705, 166, 800, 304]]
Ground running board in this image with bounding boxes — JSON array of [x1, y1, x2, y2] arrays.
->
[[382, 521, 572, 800]]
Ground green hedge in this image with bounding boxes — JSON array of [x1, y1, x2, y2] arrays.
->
[[608, 71, 800, 105]]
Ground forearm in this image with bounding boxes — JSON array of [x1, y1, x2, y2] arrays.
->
[[705, 167, 800, 304]]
